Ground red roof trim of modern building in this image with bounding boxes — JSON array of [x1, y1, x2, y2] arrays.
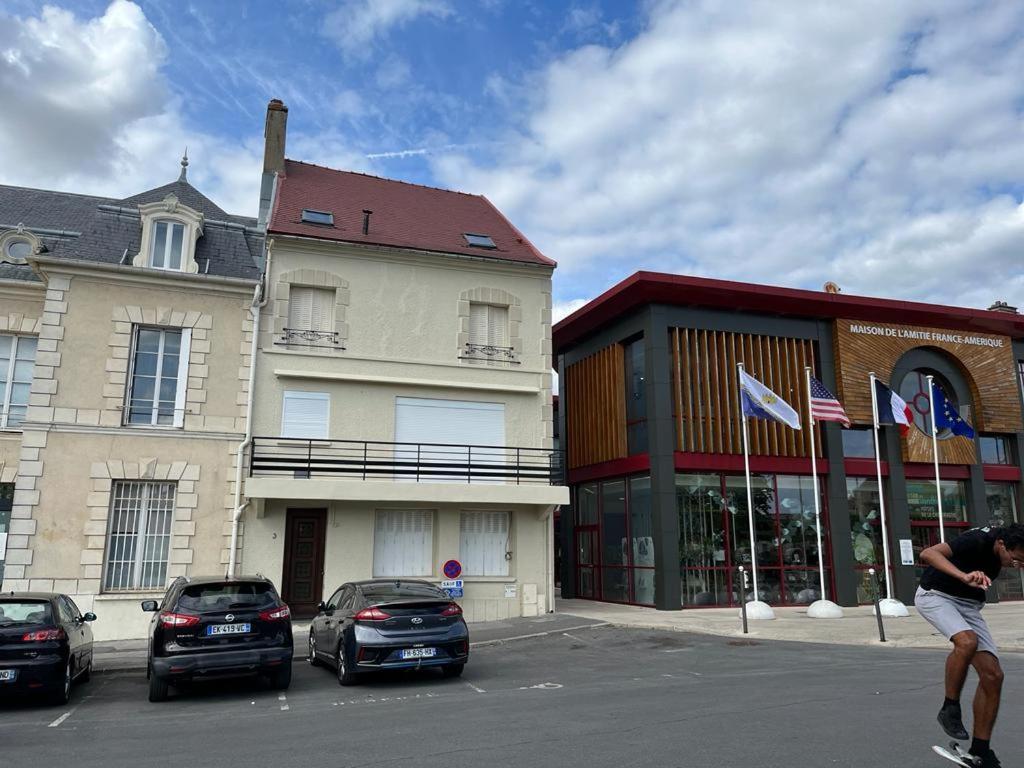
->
[[553, 271, 1024, 354]]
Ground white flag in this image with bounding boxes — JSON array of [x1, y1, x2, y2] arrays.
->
[[739, 369, 801, 429]]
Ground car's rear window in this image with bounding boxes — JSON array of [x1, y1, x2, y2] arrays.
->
[[361, 583, 446, 602], [0, 600, 53, 625], [176, 583, 277, 612]]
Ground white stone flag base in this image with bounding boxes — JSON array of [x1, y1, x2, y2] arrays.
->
[[806, 599, 844, 619], [873, 598, 910, 618], [740, 600, 776, 620]]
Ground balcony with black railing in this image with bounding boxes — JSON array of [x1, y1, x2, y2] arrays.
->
[[249, 437, 563, 485], [459, 343, 519, 364]]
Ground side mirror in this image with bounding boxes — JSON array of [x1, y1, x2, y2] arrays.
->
[[317, 601, 327, 614], [82, 612, 97, 622], [141, 600, 159, 612]]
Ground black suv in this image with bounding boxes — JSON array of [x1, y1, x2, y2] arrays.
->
[[142, 576, 293, 702]]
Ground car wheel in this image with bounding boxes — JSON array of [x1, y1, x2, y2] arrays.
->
[[269, 663, 292, 690], [50, 658, 73, 705], [307, 633, 321, 667], [148, 669, 169, 703], [336, 643, 357, 686], [442, 663, 465, 679]]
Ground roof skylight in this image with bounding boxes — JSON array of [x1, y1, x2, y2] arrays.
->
[[464, 233, 496, 249], [301, 209, 334, 225]]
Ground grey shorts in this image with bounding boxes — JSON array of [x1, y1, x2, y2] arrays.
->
[[915, 587, 998, 658]]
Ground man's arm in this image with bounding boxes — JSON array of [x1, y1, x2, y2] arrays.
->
[[920, 542, 992, 588]]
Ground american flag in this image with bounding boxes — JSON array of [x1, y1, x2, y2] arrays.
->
[[809, 375, 850, 427]]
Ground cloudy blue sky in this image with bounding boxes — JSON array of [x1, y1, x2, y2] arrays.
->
[[2, 1, 1024, 320]]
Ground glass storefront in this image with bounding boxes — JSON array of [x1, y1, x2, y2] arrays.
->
[[988, 482, 1023, 601], [574, 475, 655, 605], [846, 477, 888, 603], [677, 473, 830, 607]]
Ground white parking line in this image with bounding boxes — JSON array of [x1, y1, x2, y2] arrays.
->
[[48, 711, 73, 728], [464, 681, 486, 694], [562, 632, 588, 644], [278, 693, 289, 712]]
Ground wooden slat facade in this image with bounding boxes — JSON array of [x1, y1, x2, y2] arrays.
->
[[670, 328, 822, 458], [565, 344, 628, 469]]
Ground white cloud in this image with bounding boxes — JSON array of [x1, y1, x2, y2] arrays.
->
[[433, 1, 1024, 311], [553, 298, 590, 324], [322, 0, 452, 58], [0, 2, 371, 218]]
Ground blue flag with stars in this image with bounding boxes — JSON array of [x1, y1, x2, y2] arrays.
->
[[931, 383, 975, 439]]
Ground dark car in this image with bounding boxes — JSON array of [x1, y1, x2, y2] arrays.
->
[[0, 592, 96, 705], [308, 579, 469, 685], [142, 576, 293, 702]]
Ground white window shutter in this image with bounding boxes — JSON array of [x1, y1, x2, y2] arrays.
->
[[373, 510, 433, 577], [460, 511, 510, 576], [281, 391, 330, 438], [469, 303, 488, 346], [310, 288, 334, 333], [289, 287, 314, 330], [173, 328, 191, 428], [487, 305, 509, 348]]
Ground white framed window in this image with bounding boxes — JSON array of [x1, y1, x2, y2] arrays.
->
[[281, 391, 330, 439], [126, 327, 191, 427], [373, 510, 433, 577], [0, 334, 37, 429], [460, 511, 511, 576], [287, 286, 336, 343], [151, 220, 186, 270], [469, 303, 509, 349], [104, 481, 176, 591]]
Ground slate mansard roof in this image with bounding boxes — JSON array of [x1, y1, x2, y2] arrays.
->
[[0, 178, 263, 283]]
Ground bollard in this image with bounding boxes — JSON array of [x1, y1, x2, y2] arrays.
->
[[868, 567, 886, 643], [738, 565, 749, 634]]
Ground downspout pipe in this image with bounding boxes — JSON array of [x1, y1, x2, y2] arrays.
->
[[227, 234, 273, 578]]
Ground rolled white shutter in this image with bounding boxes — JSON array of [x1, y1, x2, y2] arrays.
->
[[309, 288, 334, 333], [469, 303, 488, 346], [281, 391, 329, 438], [460, 511, 510, 576], [487, 305, 508, 348]]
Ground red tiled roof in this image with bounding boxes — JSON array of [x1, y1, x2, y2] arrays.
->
[[553, 271, 1024, 354], [268, 160, 554, 267]]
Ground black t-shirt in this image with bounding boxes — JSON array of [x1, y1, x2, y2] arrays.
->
[[920, 527, 1002, 602]]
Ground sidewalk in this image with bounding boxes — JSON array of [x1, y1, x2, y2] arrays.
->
[[91, 612, 608, 672], [556, 597, 1024, 651]]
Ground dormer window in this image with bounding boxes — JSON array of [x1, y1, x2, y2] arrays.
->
[[151, 220, 185, 270], [0, 227, 41, 265], [132, 194, 204, 274]]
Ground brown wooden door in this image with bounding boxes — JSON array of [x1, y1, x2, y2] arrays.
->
[[282, 509, 327, 619]]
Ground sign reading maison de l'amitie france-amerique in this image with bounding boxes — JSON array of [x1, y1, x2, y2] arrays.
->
[[848, 323, 1005, 348]]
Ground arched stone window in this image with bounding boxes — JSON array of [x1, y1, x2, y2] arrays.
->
[[275, 269, 349, 350], [457, 287, 522, 365]]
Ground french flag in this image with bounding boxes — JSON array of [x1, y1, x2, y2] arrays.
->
[[873, 379, 913, 436]]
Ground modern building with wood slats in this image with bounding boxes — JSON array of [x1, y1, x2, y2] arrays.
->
[[553, 272, 1024, 610]]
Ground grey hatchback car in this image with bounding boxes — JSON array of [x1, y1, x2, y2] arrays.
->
[[307, 580, 468, 685]]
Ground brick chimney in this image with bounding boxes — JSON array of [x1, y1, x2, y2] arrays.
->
[[987, 300, 1019, 314], [258, 99, 288, 226]]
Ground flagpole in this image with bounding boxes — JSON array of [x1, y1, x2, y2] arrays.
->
[[868, 372, 894, 600], [805, 367, 827, 602], [737, 363, 760, 605], [926, 374, 946, 544]]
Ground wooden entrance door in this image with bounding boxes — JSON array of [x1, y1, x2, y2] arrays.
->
[[282, 509, 327, 619]]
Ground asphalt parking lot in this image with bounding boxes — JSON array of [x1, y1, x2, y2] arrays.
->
[[2, 626, 1022, 768]]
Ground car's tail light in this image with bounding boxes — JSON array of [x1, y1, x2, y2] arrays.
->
[[353, 607, 391, 622], [259, 605, 291, 621], [159, 611, 200, 628], [22, 628, 65, 642], [441, 602, 462, 617]]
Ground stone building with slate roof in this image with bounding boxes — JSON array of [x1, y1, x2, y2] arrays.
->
[[0, 157, 262, 640]]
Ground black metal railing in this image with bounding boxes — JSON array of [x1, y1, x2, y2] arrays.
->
[[459, 343, 519, 364], [276, 328, 345, 348], [249, 437, 563, 485]]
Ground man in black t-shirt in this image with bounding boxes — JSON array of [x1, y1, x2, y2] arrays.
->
[[915, 524, 1024, 768]]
